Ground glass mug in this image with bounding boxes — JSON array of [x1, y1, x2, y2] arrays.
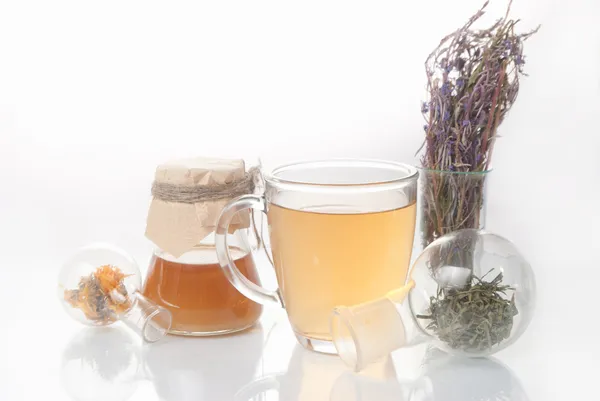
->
[[216, 159, 418, 353]]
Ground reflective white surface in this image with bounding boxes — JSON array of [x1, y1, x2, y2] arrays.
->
[[1, 251, 597, 401]]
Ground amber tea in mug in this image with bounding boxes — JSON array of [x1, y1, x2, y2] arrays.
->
[[268, 203, 416, 340], [217, 159, 418, 354]]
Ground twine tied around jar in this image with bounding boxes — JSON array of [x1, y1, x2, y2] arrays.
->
[[151, 166, 261, 204]]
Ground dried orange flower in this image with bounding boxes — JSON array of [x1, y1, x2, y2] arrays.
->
[[64, 265, 133, 324]]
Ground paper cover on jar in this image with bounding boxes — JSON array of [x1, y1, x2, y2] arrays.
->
[[145, 157, 252, 258]]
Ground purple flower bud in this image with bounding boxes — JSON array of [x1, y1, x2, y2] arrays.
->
[[516, 55, 525, 65], [443, 110, 450, 121], [462, 120, 470, 127], [441, 82, 451, 96], [445, 65, 452, 73], [423, 124, 429, 132], [421, 101, 429, 114], [456, 78, 465, 88]]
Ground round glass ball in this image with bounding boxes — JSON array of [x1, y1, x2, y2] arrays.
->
[[408, 229, 536, 356], [58, 243, 142, 326]]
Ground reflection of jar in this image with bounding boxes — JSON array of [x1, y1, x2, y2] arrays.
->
[[143, 325, 264, 401], [142, 157, 262, 336]]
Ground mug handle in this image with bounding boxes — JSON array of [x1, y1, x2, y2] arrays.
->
[[216, 194, 284, 308]]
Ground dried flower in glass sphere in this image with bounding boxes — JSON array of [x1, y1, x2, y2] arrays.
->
[[58, 243, 172, 343], [59, 244, 142, 326], [63, 264, 133, 325]]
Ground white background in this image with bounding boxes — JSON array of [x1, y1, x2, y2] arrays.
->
[[0, 0, 599, 400]]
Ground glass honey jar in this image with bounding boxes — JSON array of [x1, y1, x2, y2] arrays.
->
[[142, 157, 262, 336]]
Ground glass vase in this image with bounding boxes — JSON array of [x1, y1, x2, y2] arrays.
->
[[415, 168, 491, 256]]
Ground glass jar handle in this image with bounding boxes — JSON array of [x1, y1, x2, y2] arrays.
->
[[216, 194, 284, 308]]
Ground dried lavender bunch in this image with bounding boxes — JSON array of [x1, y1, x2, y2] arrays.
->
[[417, 1, 538, 247], [420, 0, 538, 171]]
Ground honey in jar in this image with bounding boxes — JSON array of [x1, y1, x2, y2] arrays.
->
[[144, 243, 262, 335]]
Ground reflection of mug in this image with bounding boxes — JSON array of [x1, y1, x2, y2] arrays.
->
[[234, 344, 399, 401], [217, 159, 418, 353], [234, 344, 355, 401]]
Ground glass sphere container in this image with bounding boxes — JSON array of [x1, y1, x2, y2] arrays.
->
[[58, 243, 172, 342], [408, 229, 536, 356], [331, 230, 536, 371]]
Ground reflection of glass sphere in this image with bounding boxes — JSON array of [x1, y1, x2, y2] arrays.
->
[[58, 243, 142, 326], [408, 230, 536, 356], [61, 327, 140, 401], [410, 349, 529, 401]]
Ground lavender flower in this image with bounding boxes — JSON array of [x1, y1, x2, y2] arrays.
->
[[441, 82, 452, 96], [416, 0, 539, 248], [516, 55, 525, 65], [419, 0, 538, 173]]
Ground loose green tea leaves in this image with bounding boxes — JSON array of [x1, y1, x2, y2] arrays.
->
[[417, 271, 518, 352]]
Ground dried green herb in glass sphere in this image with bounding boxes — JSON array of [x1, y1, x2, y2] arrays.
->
[[408, 229, 535, 357], [417, 271, 518, 352]]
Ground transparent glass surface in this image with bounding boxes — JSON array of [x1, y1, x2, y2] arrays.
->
[[58, 243, 171, 342], [415, 168, 491, 254], [409, 229, 536, 356], [217, 159, 418, 354], [266, 159, 418, 213], [58, 243, 142, 326]]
